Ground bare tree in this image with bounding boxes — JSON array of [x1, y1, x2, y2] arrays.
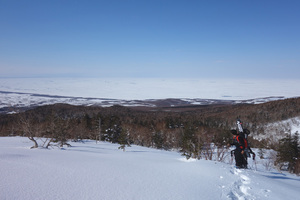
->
[[18, 112, 43, 149], [216, 145, 229, 162], [96, 118, 101, 143]]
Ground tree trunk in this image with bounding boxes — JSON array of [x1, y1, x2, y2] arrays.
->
[[28, 136, 38, 149]]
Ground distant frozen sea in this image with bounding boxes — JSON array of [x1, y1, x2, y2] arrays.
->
[[0, 78, 300, 100]]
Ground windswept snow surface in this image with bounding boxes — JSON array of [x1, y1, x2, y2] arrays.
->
[[1, 137, 300, 200]]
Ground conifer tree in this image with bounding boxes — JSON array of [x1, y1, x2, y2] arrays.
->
[[179, 124, 200, 159], [118, 128, 131, 151], [275, 132, 299, 174]]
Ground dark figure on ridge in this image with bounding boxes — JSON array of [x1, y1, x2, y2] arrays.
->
[[231, 119, 255, 169]]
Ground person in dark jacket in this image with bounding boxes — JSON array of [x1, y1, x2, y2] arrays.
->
[[231, 130, 248, 168]]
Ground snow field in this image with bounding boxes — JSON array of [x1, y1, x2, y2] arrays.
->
[[1, 78, 300, 100], [1, 137, 300, 200]]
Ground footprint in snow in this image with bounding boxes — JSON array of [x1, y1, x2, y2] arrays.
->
[[240, 174, 250, 184], [261, 189, 271, 197], [227, 167, 254, 200]]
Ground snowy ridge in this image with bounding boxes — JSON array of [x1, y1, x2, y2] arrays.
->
[[0, 90, 287, 114], [1, 137, 300, 200], [253, 117, 300, 142]]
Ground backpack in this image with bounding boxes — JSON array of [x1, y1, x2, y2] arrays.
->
[[232, 119, 253, 158]]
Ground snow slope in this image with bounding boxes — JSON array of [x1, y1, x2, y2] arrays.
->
[[1, 137, 300, 200], [253, 117, 300, 142]]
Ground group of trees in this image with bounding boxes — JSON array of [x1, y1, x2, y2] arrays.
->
[[1, 97, 300, 174], [275, 132, 300, 174], [0, 104, 234, 155]]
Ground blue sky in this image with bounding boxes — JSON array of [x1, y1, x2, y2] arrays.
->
[[0, 0, 299, 79]]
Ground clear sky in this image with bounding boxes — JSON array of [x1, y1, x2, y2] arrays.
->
[[0, 0, 299, 79]]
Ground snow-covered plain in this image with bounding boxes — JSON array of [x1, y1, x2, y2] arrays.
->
[[1, 137, 300, 200], [1, 78, 300, 113], [1, 78, 300, 100]]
